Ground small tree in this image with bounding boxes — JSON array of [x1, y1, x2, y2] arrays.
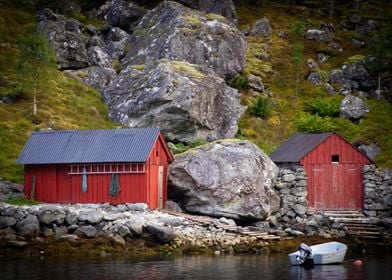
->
[[17, 29, 56, 115]]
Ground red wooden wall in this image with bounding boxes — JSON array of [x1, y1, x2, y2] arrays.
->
[[301, 134, 371, 210], [23, 134, 173, 208]]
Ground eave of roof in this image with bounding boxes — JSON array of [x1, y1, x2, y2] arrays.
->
[[16, 128, 167, 164], [269, 132, 334, 163]]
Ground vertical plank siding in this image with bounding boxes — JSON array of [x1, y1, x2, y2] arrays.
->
[[23, 134, 173, 208], [302, 134, 371, 210]]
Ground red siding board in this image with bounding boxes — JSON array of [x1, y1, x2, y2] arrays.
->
[[301, 134, 371, 210], [22, 132, 172, 208]]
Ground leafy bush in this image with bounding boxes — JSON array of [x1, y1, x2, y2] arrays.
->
[[295, 112, 336, 132], [305, 98, 340, 117], [249, 96, 274, 118], [230, 74, 249, 89], [172, 138, 207, 154]]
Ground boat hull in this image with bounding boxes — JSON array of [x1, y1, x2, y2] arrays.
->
[[289, 242, 347, 265]]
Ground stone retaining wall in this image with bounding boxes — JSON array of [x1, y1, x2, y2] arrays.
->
[[0, 203, 271, 253], [273, 164, 345, 238], [363, 165, 392, 222], [274, 164, 392, 232]]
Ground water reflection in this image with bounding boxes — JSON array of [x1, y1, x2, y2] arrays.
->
[[2, 252, 390, 280], [290, 265, 352, 280]]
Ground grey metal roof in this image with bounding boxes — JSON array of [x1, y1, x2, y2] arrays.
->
[[17, 128, 162, 164], [269, 132, 334, 163]]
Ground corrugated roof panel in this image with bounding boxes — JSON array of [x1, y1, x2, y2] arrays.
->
[[16, 128, 161, 164], [270, 132, 334, 163]]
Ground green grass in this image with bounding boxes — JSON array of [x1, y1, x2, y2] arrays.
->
[[5, 197, 39, 206], [235, 1, 392, 167], [0, 1, 116, 183]]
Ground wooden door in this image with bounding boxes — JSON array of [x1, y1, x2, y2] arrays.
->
[[158, 166, 164, 209], [310, 164, 363, 210]]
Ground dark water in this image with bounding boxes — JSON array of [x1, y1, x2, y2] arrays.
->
[[2, 252, 391, 280]]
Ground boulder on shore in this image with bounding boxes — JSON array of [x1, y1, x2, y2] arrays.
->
[[169, 139, 280, 222]]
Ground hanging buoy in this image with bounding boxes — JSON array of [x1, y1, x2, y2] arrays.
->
[[354, 260, 363, 266]]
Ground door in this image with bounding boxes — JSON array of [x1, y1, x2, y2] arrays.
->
[[310, 164, 362, 210], [158, 166, 164, 209]]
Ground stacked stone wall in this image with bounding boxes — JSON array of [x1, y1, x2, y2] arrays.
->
[[363, 165, 392, 225]]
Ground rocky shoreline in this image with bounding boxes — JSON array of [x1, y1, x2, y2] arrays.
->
[[1, 202, 391, 258]]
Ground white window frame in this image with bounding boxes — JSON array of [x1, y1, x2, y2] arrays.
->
[[68, 163, 145, 175]]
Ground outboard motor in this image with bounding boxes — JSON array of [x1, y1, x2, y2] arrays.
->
[[297, 243, 314, 268]]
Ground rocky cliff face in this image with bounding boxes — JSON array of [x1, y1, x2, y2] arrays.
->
[[37, 1, 246, 142], [105, 60, 245, 141], [123, 1, 246, 79]]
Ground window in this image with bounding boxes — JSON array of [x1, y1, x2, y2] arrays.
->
[[331, 155, 339, 163], [68, 163, 145, 174]]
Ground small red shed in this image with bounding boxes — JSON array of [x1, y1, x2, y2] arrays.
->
[[270, 132, 372, 210], [17, 128, 174, 208]]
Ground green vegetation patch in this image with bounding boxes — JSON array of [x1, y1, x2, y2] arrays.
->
[[171, 60, 205, 80], [245, 41, 272, 78], [0, 1, 116, 183], [249, 96, 274, 119], [183, 15, 202, 28]]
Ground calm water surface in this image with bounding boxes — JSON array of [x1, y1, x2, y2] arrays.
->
[[2, 252, 391, 280]]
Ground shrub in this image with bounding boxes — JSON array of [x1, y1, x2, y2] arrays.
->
[[172, 138, 207, 154], [295, 112, 335, 132], [305, 98, 340, 117], [249, 96, 274, 118], [230, 74, 249, 89]]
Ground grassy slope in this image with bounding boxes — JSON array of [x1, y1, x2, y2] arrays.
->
[[0, 1, 391, 184], [0, 1, 116, 183], [235, 1, 392, 168]]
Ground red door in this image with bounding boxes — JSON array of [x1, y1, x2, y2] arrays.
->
[[310, 164, 363, 210]]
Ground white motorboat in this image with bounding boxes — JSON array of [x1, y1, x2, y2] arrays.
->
[[289, 242, 347, 265]]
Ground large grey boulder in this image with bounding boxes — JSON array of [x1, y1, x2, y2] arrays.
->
[[0, 179, 24, 201], [169, 140, 280, 221], [65, 66, 116, 92], [328, 58, 376, 93], [38, 9, 88, 70], [248, 17, 272, 37], [175, 0, 237, 24], [122, 1, 246, 79], [358, 143, 381, 161], [340, 95, 370, 120], [38, 205, 65, 225], [342, 60, 376, 91], [97, 0, 146, 32], [16, 214, 39, 237], [105, 60, 245, 142]]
